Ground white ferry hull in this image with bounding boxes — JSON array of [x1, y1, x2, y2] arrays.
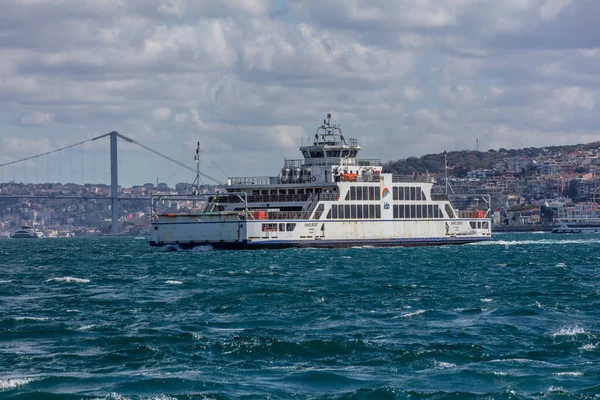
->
[[151, 215, 491, 249]]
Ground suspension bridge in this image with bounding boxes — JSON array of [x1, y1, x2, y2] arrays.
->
[[0, 132, 225, 234]]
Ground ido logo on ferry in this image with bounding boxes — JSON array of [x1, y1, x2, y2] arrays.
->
[[382, 187, 390, 198]]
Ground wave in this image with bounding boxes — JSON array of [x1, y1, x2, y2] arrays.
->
[[165, 280, 183, 285], [392, 309, 428, 319], [13, 316, 49, 321], [552, 326, 586, 337], [482, 238, 600, 246], [553, 371, 583, 376], [0, 377, 39, 390], [46, 276, 90, 284], [580, 343, 598, 351]]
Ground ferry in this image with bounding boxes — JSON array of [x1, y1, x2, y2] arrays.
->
[[150, 114, 492, 249], [551, 218, 600, 233], [10, 226, 44, 239]]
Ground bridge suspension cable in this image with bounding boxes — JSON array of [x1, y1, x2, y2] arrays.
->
[[0, 136, 99, 168], [115, 133, 224, 185], [0, 131, 225, 185]]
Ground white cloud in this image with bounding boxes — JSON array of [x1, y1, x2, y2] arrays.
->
[[19, 111, 54, 126]]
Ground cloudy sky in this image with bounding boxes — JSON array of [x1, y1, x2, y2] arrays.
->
[[1, 0, 599, 186]]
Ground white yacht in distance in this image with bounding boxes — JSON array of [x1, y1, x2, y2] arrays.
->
[[151, 114, 492, 249], [10, 226, 44, 239]]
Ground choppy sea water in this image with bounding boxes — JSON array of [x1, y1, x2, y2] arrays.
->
[[0, 233, 599, 399]]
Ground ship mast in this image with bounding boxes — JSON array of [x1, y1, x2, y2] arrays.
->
[[190, 141, 201, 195]]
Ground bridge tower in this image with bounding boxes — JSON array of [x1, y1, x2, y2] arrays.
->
[[110, 131, 119, 234]]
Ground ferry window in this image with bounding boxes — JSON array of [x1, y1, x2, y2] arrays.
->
[[363, 187, 369, 201], [470, 221, 477, 229], [350, 187, 356, 200], [482, 222, 489, 229], [351, 205, 357, 219], [416, 205, 422, 219], [332, 205, 338, 219], [369, 204, 375, 219], [393, 205, 398, 218], [375, 188, 380, 200], [410, 205, 416, 219], [399, 204, 405, 219], [362, 205, 367, 218], [286, 223, 296, 231], [279, 223, 285, 231], [393, 187, 398, 200], [428, 205, 434, 219], [302, 150, 310, 158], [326, 209, 331, 219], [345, 191, 350, 201], [410, 187, 416, 201], [349, 150, 357, 157], [369, 187, 375, 201], [416, 189, 422, 201], [327, 150, 341, 157], [375, 205, 381, 219], [309, 149, 324, 158], [315, 204, 324, 219], [341, 150, 350, 157], [356, 186, 363, 200], [438, 207, 444, 218], [357, 205, 363, 219], [345, 205, 350, 219], [421, 189, 428, 201], [262, 223, 277, 232]]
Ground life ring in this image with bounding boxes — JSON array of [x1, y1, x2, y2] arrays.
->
[[375, 170, 380, 174], [311, 176, 316, 182]]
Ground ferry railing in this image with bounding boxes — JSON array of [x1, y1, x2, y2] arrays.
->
[[304, 158, 381, 167], [392, 174, 435, 183], [431, 193, 449, 201], [211, 193, 311, 204], [228, 176, 328, 185], [150, 192, 249, 221]]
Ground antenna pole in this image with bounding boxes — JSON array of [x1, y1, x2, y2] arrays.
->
[[444, 151, 448, 195], [195, 141, 200, 195]]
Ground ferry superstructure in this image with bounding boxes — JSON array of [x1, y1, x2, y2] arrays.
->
[[151, 114, 492, 249]]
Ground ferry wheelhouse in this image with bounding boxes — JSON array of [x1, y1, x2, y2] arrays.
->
[[151, 114, 492, 249]]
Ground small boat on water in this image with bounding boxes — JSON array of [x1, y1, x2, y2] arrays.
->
[[151, 113, 492, 250], [10, 226, 45, 239]]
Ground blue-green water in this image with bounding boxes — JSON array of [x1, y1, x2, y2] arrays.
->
[[0, 233, 599, 399]]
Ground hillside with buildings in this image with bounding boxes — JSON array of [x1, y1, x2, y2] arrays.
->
[[385, 142, 600, 228]]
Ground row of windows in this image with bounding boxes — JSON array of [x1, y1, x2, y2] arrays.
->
[[345, 186, 381, 201], [262, 223, 297, 232], [327, 204, 382, 219], [393, 204, 444, 219], [393, 186, 426, 201], [303, 149, 358, 158]]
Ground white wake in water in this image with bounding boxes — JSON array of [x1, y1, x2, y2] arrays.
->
[[46, 277, 90, 284]]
